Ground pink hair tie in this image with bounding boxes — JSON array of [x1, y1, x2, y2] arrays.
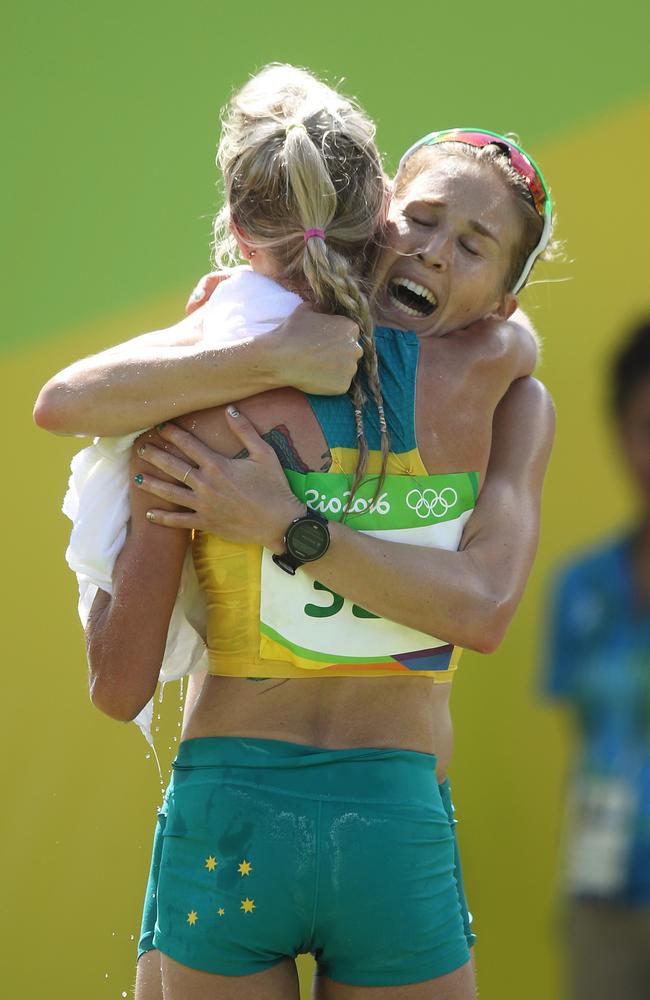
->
[[304, 228, 326, 242]]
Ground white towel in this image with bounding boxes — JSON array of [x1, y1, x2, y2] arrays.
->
[[63, 268, 302, 743]]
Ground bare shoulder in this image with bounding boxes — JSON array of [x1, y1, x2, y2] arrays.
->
[[173, 388, 309, 444], [417, 320, 538, 416], [491, 376, 556, 474], [499, 375, 556, 425], [451, 317, 536, 372]]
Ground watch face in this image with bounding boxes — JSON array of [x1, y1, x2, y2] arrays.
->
[[286, 518, 330, 561]]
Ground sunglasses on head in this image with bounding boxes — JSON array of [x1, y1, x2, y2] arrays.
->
[[397, 128, 553, 293]]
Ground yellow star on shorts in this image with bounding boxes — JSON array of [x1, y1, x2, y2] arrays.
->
[[240, 898, 256, 914], [217, 907, 225, 917], [238, 860, 253, 876], [187, 911, 198, 926], [205, 856, 218, 871]]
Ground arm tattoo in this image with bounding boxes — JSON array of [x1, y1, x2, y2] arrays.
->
[[234, 424, 331, 475], [263, 425, 310, 473]]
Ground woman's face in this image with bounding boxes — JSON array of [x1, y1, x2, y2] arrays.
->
[[374, 154, 520, 337]]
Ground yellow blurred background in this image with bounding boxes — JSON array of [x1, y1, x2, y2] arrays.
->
[[3, 2, 650, 996]]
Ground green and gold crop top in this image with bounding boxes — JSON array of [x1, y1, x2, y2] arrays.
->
[[192, 326, 479, 683]]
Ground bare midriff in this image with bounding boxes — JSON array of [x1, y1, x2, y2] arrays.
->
[[181, 673, 454, 782]]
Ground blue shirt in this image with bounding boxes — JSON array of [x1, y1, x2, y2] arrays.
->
[[544, 534, 650, 903]]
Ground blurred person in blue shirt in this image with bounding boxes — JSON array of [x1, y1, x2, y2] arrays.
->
[[544, 318, 650, 1000]]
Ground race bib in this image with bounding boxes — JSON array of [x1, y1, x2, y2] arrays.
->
[[259, 470, 477, 671]]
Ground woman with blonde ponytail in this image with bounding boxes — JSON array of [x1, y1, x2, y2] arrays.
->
[[212, 64, 391, 506], [36, 66, 557, 1000]]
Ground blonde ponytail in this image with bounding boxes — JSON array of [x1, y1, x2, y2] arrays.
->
[[212, 65, 391, 513]]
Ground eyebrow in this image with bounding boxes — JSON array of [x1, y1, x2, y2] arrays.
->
[[468, 219, 500, 245], [408, 197, 501, 246]]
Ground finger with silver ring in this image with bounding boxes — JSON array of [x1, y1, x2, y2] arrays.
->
[[182, 466, 193, 486], [137, 442, 200, 484]]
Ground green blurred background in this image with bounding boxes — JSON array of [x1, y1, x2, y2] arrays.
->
[[3, 1, 650, 996]]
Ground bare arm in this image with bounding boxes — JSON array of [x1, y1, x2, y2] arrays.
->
[[86, 436, 190, 721], [33, 303, 362, 437], [299, 376, 554, 652], [135, 376, 555, 654], [34, 307, 275, 437]]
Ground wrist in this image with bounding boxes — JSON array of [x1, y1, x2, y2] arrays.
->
[[194, 338, 279, 396], [271, 506, 331, 575], [266, 500, 307, 554], [249, 331, 286, 391]]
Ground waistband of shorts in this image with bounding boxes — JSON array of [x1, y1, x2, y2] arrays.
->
[[171, 736, 440, 805]]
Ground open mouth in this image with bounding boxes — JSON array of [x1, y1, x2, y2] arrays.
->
[[387, 277, 438, 318]]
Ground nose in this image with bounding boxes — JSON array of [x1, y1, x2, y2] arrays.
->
[[417, 230, 450, 271]]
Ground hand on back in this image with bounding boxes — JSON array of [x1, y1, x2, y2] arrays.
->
[[186, 271, 363, 396]]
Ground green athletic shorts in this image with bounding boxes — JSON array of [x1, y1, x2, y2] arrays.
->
[[138, 736, 474, 986]]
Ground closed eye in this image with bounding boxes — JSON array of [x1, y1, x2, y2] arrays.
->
[[460, 240, 480, 256], [407, 212, 435, 228]]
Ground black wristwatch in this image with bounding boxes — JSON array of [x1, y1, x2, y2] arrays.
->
[[272, 508, 331, 575]]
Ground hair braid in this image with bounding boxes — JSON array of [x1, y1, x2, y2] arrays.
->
[[302, 241, 391, 516], [212, 64, 391, 513]]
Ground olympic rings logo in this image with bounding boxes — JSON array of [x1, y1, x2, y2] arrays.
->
[[406, 487, 458, 519]]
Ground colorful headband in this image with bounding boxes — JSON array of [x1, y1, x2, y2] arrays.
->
[[398, 128, 553, 293], [304, 228, 326, 242]]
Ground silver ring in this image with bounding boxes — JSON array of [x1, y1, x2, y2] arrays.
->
[[182, 466, 193, 485]]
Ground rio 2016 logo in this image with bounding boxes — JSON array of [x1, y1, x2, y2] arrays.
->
[[406, 487, 458, 519], [305, 489, 390, 516]]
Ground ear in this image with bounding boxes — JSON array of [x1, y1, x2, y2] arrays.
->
[[495, 292, 518, 320], [228, 219, 253, 260]]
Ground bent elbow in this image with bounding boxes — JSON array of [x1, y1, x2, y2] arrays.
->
[[89, 675, 151, 724], [33, 382, 74, 434], [462, 595, 514, 655], [470, 625, 506, 655], [89, 683, 133, 723]]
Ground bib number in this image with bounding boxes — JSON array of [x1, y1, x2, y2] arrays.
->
[[305, 582, 379, 620]]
